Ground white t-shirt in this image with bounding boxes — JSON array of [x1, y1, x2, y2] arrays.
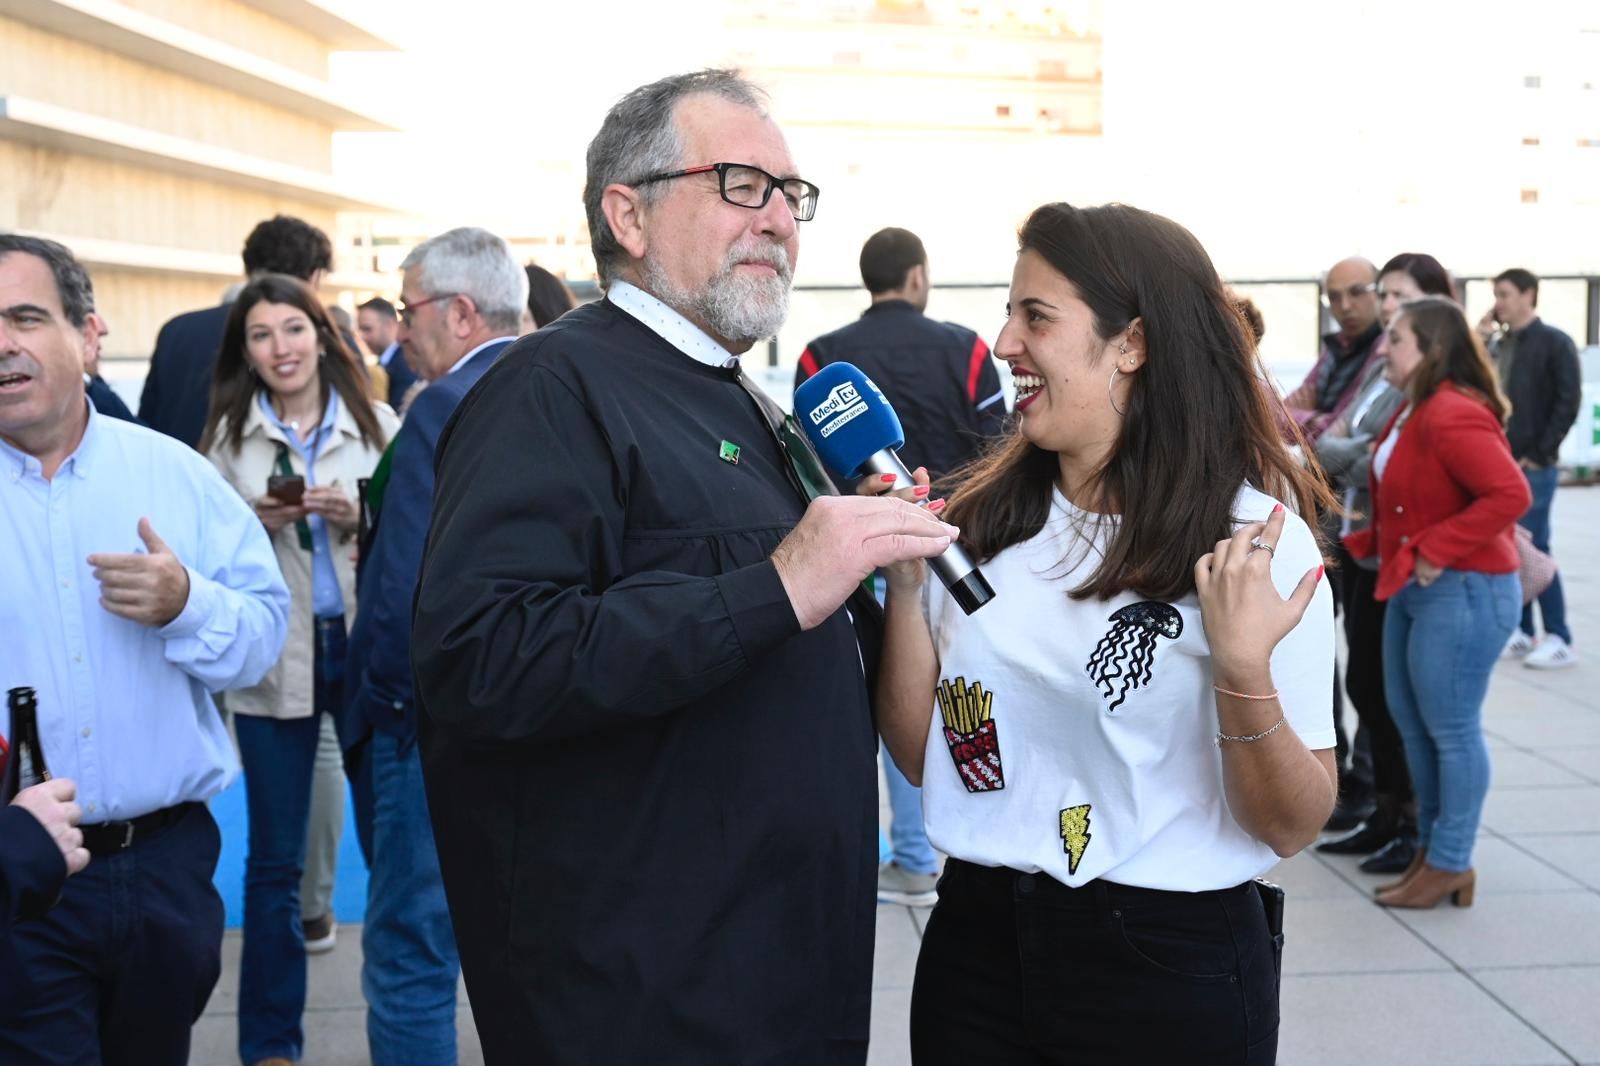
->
[[921, 483, 1336, 892]]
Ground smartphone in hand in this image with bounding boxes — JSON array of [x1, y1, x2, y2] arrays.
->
[[266, 474, 306, 505]]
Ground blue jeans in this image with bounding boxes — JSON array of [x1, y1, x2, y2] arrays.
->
[[235, 617, 346, 1064], [354, 732, 460, 1066], [235, 712, 325, 1063], [1519, 465, 1571, 643], [1383, 570, 1519, 872], [879, 745, 938, 875]]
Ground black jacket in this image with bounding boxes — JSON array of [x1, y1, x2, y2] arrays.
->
[[138, 302, 231, 449], [1499, 317, 1582, 467], [413, 301, 877, 1064], [795, 300, 1005, 483]]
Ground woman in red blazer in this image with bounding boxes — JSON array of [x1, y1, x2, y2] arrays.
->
[[1344, 296, 1529, 910]]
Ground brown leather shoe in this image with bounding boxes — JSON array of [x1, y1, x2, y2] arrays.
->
[[1375, 863, 1474, 909], [1373, 847, 1428, 895]]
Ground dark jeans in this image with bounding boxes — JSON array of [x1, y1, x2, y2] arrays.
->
[[0, 804, 224, 1066], [910, 860, 1280, 1065], [1340, 554, 1413, 804], [235, 617, 346, 1064], [1519, 465, 1570, 643]]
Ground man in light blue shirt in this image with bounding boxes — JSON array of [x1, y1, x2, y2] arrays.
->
[[0, 235, 289, 1065]]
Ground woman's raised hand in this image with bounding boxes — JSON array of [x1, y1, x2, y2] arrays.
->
[[1194, 504, 1323, 684]]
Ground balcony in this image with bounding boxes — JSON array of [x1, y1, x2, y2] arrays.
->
[[0, 0, 398, 131], [0, 95, 405, 212]]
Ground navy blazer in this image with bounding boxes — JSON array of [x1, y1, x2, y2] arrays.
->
[[341, 338, 514, 751], [138, 303, 231, 448], [380, 343, 420, 408]]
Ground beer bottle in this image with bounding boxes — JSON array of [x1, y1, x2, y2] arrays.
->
[[357, 477, 373, 549], [8, 687, 50, 789]]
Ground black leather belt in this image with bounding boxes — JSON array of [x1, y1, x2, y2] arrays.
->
[[81, 802, 196, 856]]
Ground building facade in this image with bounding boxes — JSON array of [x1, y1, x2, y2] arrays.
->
[[0, 0, 400, 363]]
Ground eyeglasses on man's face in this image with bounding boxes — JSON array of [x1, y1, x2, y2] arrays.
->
[[397, 292, 459, 326], [1326, 282, 1377, 306], [635, 162, 820, 222]]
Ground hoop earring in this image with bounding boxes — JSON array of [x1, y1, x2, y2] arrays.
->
[[1108, 364, 1126, 416]]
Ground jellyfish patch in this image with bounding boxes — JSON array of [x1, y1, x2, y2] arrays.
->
[[1085, 601, 1183, 711], [936, 676, 1005, 791]]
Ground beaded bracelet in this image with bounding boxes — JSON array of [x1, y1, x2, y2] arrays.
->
[[1215, 717, 1288, 746]]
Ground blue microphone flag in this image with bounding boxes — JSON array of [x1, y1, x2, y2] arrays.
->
[[793, 362, 904, 478]]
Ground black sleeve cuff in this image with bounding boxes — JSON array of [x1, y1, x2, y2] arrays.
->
[[716, 560, 802, 666]]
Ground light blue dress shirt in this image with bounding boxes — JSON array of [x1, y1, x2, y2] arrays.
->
[[255, 390, 344, 619], [1, 403, 289, 823]]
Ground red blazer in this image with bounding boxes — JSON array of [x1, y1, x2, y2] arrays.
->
[[1344, 383, 1531, 601]]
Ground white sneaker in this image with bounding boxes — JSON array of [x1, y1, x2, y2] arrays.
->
[[1524, 635, 1577, 670], [1503, 631, 1536, 659], [877, 863, 939, 907]]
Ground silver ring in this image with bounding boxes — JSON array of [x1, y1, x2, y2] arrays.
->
[[1249, 536, 1276, 557]]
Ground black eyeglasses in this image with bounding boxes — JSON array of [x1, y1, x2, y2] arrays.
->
[[635, 163, 821, 222], [397, 292, 460, 326]]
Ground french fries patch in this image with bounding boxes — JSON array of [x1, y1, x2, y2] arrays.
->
[[936, 676, 1004, 792]]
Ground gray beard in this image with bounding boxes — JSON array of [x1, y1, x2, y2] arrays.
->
[[643, 248, 791, 345]]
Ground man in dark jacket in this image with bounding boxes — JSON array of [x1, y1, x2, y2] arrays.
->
[[794, 227, 1005, 908], [1486, 267, 1582, 668], [795, 227, 1004, 487], [411, 70, 957, 1066], [137, 216, 333, 447]]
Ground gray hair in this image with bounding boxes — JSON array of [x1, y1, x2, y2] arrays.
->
[[0, 233, 95, 327], [583, 69, 769, 284], [400, 227, 528, 332]]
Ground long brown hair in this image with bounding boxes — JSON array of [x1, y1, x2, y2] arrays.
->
[[945, 202, 1334, 602], [200, 274, 388, 455], [1397, 296, 1511, 424]]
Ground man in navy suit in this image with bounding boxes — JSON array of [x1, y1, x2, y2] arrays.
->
[[340, 227, 526, 1066], [356, 297, 419, 408], [137, 216, 333, 447]]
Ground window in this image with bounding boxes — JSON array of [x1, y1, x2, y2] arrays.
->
[[995, 104, 1011, 117], [1524, 75, 1542, 88], [1520, 188, 1540, 203], [1037, 59, 1067, 80], [1522, 136, 1541, 146]]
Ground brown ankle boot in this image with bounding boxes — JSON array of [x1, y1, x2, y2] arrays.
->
[[1373, 848, 1428, 895], [1374, 864, 1474, 909]]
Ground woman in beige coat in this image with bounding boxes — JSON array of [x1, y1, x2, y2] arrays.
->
[[200, 273, 396, 1066]]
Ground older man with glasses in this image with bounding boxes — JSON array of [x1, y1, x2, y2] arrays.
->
[[1283, 256, 1386, 443], [411, 70, 958, 1065]]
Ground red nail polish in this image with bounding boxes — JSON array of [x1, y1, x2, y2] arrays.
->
[[1316, 565, 1325, 581], [1273, 503, 1284, 514], [881, 474, 898, 483], [914, 485, 931, 497], [928, 499, 947, 512]]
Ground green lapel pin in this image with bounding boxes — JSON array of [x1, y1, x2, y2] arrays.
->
[[719, 439, 741, 465]]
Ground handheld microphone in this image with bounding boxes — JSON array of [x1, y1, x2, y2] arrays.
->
[[793, 362, 995, 614]]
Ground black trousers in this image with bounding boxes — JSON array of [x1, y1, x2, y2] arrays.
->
[[1339, 554, 1414, 803], [0, 803, 224, 1066], [911, 860, 1280, 1065]]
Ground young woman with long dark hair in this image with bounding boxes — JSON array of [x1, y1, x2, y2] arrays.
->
[[200, 273, 396, 1066], [1346, 296, 1529, 910], [872, 202, 1338, 1063]]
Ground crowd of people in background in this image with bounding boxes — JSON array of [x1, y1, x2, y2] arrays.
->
[[1, 62, 1590, 1066]]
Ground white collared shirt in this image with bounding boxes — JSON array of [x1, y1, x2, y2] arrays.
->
[[446, 335, 518, 377], [379, 341, 402, 368], [606, 280, 739, 369]]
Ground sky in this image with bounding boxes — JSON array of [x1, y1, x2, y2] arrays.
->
[[323, 0, 1600, 292]]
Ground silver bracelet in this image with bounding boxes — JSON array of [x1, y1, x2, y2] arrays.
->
[[1215, 716, 1287, 746]]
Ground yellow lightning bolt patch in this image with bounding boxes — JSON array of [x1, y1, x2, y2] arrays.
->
[[1059, 804, 1092, 875]]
